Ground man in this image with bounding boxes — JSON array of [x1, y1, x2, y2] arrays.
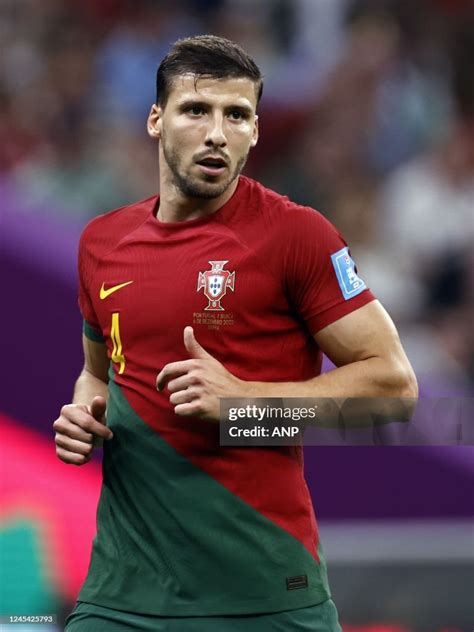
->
[[55, 35, 417, 631]]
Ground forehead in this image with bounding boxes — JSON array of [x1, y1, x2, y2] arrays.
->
[[166, 74, 258, 110]]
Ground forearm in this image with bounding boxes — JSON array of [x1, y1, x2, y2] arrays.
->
[[247, 356, 418, 399], [242, 357, 418, 427], [73, 368, 109, 407]]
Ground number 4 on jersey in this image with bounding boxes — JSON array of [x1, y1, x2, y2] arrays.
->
[[110, 312, 126, 374]]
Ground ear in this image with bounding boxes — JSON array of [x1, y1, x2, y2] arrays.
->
[[147, 104, 162, 139], [250, 114, 259, 148]]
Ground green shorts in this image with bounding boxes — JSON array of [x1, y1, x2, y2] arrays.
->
[[65, 599, 342, 631]]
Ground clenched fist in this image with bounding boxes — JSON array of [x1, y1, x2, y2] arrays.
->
[[156, 326, 246, 422], [53, 396, 113, 465]]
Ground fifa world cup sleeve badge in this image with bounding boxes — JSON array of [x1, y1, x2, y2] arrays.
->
[[330, 247, 367, 300], [197, 261, 235, 311]]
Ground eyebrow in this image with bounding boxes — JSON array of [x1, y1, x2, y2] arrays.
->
[[177, 99, 208, 110], [177, 99, 254, 116]]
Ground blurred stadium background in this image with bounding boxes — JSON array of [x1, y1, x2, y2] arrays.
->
[[1, 0, 473, 630]]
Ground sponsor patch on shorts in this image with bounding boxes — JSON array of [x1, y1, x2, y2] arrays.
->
[[331, 247, 366, 300]]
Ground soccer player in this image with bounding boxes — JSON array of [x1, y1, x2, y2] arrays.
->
[[54, 35, 418, 631]]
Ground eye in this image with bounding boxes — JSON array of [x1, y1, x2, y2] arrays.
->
[[188, 105, 205, 116], [228, 109, 244, 121]]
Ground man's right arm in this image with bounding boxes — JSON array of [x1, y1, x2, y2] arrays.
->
[[53, 334, 113, 465]]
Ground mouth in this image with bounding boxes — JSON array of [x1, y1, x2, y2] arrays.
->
[[195, 156, 228, 177]]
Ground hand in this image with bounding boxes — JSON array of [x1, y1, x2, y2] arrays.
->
[[156, 326, 245, 422], [53, 396, 113, 465]]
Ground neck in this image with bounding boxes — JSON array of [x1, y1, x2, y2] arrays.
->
[[156, 156, 239, 223]]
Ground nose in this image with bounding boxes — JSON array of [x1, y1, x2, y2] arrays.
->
[[205, 112, 227, 148]]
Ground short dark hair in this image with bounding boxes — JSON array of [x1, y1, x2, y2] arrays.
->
[[156, 35, 263, 108]]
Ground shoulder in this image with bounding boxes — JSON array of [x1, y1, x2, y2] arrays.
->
[[242, 177, 341, 242], [79, 195, 157, 257]]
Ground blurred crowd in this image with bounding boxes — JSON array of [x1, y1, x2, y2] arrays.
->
[[1, 0, 473, 391]]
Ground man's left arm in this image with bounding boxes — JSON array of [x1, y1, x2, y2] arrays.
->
[[156, 300, 418, 421], [255, 300, 418, 399]]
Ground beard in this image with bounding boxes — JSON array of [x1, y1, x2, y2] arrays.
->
[[161, 133, 249, 200]]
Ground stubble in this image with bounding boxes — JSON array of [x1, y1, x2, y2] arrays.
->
[[161, 131, 248, 200]]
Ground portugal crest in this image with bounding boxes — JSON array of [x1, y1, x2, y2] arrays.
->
[[197, 261, 235, 311]]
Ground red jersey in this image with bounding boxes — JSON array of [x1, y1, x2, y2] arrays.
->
[[77, 176, 375, 615]]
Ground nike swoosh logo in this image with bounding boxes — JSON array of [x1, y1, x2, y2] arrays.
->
[[100, 281, 133, 300]]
